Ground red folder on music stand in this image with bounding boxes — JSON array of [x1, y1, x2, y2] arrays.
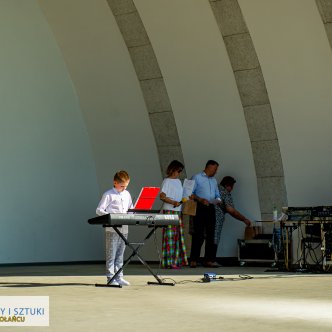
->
[[134, 187, 160, 210]]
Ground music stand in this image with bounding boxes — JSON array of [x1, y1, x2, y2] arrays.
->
[[133, 187, 160, 210]]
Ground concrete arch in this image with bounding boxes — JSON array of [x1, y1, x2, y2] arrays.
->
[[106, 0, 185, 176], [316, 0, 332, 48], [209, 0, 288, 219]]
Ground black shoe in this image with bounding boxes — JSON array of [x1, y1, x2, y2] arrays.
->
[[203, 261, 222, 268], [190, 261, 197, 268]]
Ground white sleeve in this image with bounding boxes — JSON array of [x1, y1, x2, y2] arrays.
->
[[160, 179, 170, 196], [96, 193, 110, 215], [127, 193, 133, 211]]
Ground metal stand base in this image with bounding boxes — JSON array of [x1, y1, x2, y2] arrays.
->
[[95, 283, 122, 288], [147, 281, 175, 286]]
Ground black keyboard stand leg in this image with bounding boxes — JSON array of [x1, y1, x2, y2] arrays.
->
[[95, 268, 124, 288], [95, 281, 122, 288], [121, 227, 175, 286], [95, 226, 175, 287], [142, 228, 175, 286], [147, 281, 175, 286]]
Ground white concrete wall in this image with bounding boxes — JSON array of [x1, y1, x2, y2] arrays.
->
[[0, 0, 100, 263], [1, 0, 332, 263]]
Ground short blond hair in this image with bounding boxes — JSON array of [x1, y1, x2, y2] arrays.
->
[[114, 170, 130, 183]]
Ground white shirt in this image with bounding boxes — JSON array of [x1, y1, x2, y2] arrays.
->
[[160, 178, 183, 212], [96, 188, 133, 233]]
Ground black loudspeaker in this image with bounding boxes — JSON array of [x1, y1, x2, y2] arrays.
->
[[238, 239, 275, 264], [305, 224, 321, 238]]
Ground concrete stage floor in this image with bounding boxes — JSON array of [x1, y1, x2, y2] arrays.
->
[[1, 263, 332, 331]]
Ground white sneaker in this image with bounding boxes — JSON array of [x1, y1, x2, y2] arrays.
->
[[107, 278, 119, 286], [116, 278, 130, 286]]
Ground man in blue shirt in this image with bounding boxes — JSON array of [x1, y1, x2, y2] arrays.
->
[[190, 160, 221, 268]]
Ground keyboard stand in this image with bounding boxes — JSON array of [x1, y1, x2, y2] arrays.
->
[[95, 226, 175, 288]]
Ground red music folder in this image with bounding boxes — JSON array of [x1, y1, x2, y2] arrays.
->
[[134, 187, 160, 210]]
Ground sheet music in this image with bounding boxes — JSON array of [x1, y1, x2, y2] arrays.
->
[[134, 187, 160, 209], [183, 179, 195, 198]]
